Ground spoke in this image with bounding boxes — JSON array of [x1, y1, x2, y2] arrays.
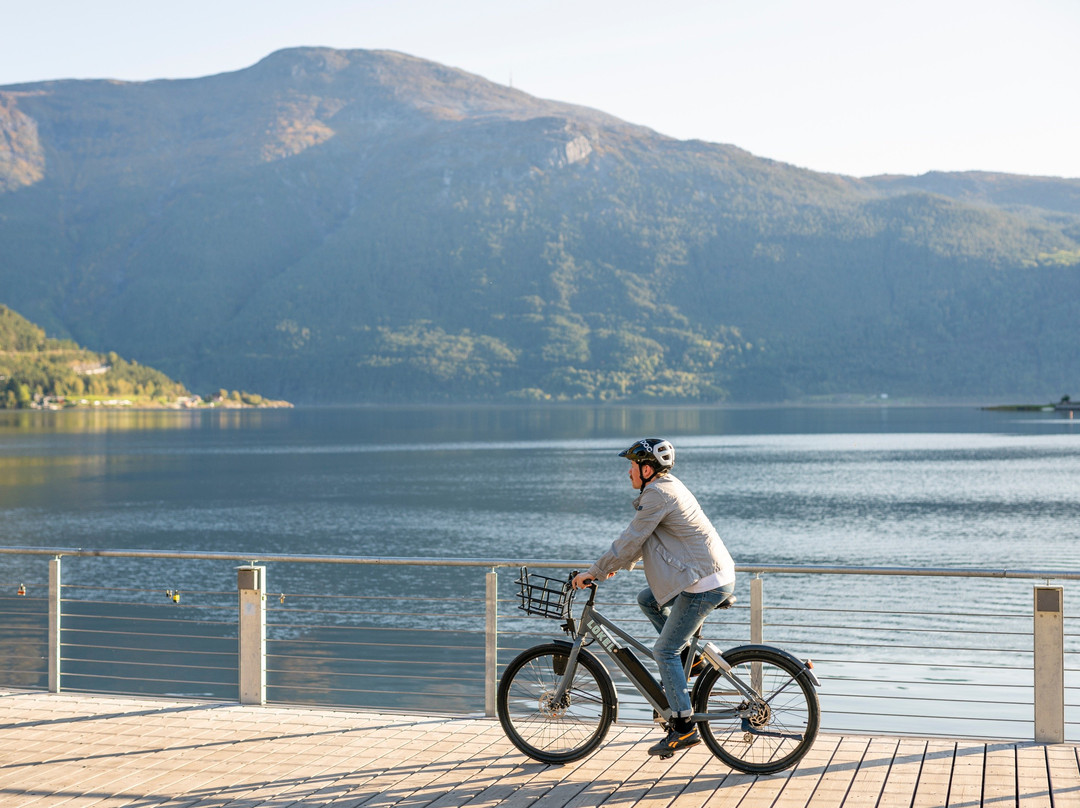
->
[[763, 676, 799, 704], [566, 687, 604, 705]]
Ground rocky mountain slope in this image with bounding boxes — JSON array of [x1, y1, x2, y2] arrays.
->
[[2, 47, 1077, 402]]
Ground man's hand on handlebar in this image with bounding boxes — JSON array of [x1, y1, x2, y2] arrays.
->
[[572, 571, 615, 590]]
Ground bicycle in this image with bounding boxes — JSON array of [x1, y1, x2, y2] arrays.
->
[[496, 567, 821, 773]]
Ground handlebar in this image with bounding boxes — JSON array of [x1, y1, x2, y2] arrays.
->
[[567, 570, 598, 609]]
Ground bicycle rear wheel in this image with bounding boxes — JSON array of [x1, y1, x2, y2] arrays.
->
[[693, 647, 819, 774], [497, 643, 616, 764]]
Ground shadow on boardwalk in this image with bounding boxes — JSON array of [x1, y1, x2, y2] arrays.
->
[[0, 690, 1077, 807]]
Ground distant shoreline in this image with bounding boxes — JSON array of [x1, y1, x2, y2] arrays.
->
[[982, 398, 1078, 412], [25, 394, 293, 411]]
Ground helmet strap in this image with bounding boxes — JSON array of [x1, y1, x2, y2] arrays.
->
[[637, 462, 653, 492]]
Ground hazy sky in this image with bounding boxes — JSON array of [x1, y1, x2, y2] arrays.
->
[[3, 0, 1077, 179]]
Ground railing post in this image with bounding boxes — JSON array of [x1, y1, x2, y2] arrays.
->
[[237, 566, 266, 705], [1034, 585, 1064, 743], [750, 574, 763, 644], [485, 569, 498, 717], [48, 557, 61, 693], [750, 574, 764, 692]]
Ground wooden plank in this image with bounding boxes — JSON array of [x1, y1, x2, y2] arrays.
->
[[761, 733, 840, 808], [946, 740, 985, 808], [802, 736, 870, 808], [982, 743, 1018, 808], [550, 726, 658, 808], [497, 724, 651, 808], [1046, 745, 1080, 808], [247, 742, 395, 808], [564, 730, 658, 808], [590, 756, 692, 808], [16, 722, 231, 808], [840, 736, 901, 808], [321, 720, 507, 807], [706, 732, 842, 808], [348, 722, 510, 808], [496, 725, 630, 808], [602, 742, 710, 808], [451, 741, 601, 808], [187, 716, 432, 808], [493, 758, 594, 808], [127, 716, 395, 808], [876, 738, 927, 808], [475, 723, 616, 808], [698, 771, 758, 808], [637, 745, 731, 808], [910, 740, 956, 808], [1016, 743, 1052, 808], [741, 770, 797, 808]]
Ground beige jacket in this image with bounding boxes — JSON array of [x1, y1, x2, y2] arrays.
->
[[587, 473, 736, 605]]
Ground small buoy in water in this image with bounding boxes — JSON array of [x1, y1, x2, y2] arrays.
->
[[17, 584, 26, 596]]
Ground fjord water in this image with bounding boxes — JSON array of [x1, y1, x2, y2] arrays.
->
[[2, 405, 1079, 735], [3, 404, 1079, 570]]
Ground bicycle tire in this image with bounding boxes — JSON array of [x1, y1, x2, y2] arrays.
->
[[497, 643, 616, 764], [693, 646, 820, 774]]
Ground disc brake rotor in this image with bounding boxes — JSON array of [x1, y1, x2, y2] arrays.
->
[[747, 700, 772, 729], [539, 690, 570, 718]]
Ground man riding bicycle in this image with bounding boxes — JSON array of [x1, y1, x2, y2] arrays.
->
[[572, 438, 736, 756]]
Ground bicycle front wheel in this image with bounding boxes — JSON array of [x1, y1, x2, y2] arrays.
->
[[694, 647, 819, 774], [497, 643, 616, 764]]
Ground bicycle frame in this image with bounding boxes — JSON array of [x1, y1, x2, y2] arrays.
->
[[502, 570, 821, 770], [550, 583, 763, 724]]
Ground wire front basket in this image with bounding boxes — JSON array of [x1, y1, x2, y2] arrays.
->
[[516, 567, 574, 620]]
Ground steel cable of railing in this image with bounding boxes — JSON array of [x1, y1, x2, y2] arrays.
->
[[56, 583, 239, 697], [0, 589, 48, 687], [266, 651, 482, 669], [264, 589, 490, 712], [1, 548, 1077, 741]]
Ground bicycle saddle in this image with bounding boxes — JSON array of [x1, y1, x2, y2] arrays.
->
[[715, 593, 736, 610]]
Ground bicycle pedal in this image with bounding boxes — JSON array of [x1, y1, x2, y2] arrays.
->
[[658, 752, 674, 760]]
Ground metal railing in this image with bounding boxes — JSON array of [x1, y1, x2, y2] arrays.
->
[[0, 547, 1077, 743]]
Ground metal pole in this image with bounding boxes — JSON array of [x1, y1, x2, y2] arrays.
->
[[751, 574, 763, 645], [485, 569, 498, 717], [1033, 585, 1064, 743], [237, 566, 267, 705], [750, 574, 763, 693], [48, 557, 61, 693]]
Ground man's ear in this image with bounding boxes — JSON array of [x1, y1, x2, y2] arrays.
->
[[641, 464, 654, 480]]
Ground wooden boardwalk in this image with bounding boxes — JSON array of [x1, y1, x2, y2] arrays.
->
[[2, 689, 1079, 807]]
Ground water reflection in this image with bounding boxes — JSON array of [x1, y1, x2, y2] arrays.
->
[[2, 405, 1079, 735], [8, 402, 1076, 440]]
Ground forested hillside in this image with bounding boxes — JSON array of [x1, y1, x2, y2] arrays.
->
[[0, 305, 189, 407], [0, 305, 291, 408], [1, 48, 1077, 403]]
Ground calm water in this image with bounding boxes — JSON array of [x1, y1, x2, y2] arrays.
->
[[2, 404, 1079, 570], [2, 404, 1080, 735]]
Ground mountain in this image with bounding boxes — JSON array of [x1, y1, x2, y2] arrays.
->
[[863, 172, 1080, 218], [2, 47, 1078, 403]]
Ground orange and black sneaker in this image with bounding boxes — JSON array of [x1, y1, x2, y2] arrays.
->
[[689, 655, 705, 678], [647, 726, 701, 756]]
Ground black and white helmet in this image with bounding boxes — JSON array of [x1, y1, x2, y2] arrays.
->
[[619, 438, 675, 473]]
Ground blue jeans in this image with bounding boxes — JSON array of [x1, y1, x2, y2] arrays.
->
[[637, 583, 735, 717]]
